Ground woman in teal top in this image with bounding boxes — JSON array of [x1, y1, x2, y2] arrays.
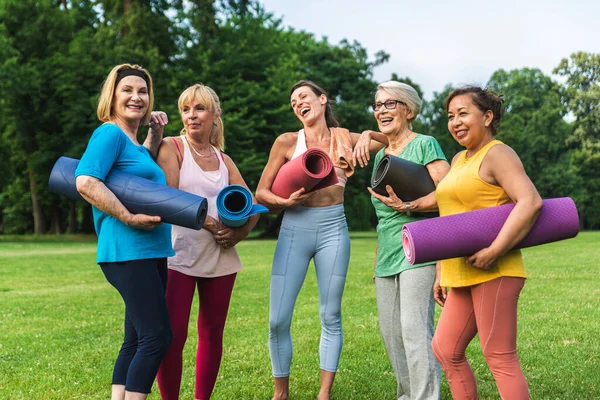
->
[[75, 64, 174, 399], [358, 81, 449, 400]]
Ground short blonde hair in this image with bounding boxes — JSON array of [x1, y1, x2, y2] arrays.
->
[[178, 83, 224, 151], [97, 64, 154, 125], [376, 81, 422, 123]]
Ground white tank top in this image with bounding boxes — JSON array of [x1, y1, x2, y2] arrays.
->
[[167, 136, 242, 277], [292, 129, 347, 187]]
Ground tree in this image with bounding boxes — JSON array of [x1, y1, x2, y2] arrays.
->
[[487, 68, 581, 201], [418, 84, 461, 160], [0, 0, 80, 233], [554, 52, 600, 228]]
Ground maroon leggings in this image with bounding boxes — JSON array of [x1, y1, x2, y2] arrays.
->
[[432, 277, 529, 400], [157, 269, 237, 400]]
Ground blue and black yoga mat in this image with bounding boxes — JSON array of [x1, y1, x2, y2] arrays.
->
[[48, 156, 208, 230]]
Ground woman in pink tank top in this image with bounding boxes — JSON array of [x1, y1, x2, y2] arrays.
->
[[155, 84, 259, 400]]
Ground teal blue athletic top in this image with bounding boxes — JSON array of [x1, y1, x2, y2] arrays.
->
[[75, 123, 174, 263]]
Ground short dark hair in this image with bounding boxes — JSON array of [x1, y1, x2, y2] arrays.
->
[[290, 80, 339, 128], [446, 86, 504, 135]]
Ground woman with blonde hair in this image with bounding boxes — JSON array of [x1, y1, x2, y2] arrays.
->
[[156, 83, 259, 400], [75, 63, 173, 400]]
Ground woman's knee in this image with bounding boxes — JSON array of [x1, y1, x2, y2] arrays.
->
[[431, 333, 461, 367], [269, 313, 292, 336], [319, 308, 342, 333], [140, 324, 173, 358], [482, 346, 519, 372]]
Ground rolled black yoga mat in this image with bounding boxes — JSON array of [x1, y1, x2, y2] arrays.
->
[[48, 157, 208, 230], [371, 155, 438, 217], [371, 155, 436, 199]]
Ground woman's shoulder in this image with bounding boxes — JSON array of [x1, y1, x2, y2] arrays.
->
[[277, 131, 299, 143], [273, 131, 299, 149], [414, 133, 441, 145], [485, 140, 519, 161], [89, 123, 126, 145], [94, 122, 123, 135]]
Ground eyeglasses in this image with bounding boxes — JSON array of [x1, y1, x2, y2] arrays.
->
[[371, 100, 406, 112]]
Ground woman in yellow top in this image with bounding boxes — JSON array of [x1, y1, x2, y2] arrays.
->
[[432, 86, 542, 400]]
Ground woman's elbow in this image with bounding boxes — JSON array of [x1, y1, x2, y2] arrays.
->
[[75, 175, 95, 197], [531, 195, 544, 215], [255, 188, 268, 204]]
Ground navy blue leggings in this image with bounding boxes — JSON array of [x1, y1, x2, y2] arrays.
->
[[100, 258, 173, 394]]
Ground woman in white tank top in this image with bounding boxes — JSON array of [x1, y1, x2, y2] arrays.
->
[[155, 84, 259, 400], [256, 80, 388, 400]]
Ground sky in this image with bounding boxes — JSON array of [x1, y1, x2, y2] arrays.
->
[[259, 0, 600, 100]]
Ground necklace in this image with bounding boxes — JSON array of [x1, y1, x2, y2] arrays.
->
[[388, 131, 414, 155], [185, 136, 213, 158]]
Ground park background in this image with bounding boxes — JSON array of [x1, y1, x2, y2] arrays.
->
[[0, 0, 599, 399], [0, 0, 599, 234]]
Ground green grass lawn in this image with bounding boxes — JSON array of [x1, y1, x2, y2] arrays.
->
[[0, 232, 598, 399]]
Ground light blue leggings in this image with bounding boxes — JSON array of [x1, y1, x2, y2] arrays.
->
[[269, 204, 350, 377]]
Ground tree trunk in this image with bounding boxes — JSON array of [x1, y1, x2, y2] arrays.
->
[[122, 0, 132, 36], [81, 203, 95, 234], [49, 201, 63, 234], [259, 212, 283, 238], [68, 200, 77, 233], [29, 169, 46, 234]]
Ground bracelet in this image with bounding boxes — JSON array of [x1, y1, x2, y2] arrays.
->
[[405, 202, 411, 216]]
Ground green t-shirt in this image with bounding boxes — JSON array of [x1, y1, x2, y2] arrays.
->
[[371, 134, 447, 277]]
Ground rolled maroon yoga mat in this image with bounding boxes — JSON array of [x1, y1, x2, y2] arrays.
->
[[402, 197, 580, 265], [270, 148, 338, 199]]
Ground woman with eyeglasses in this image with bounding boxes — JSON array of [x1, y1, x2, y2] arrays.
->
[[354, 81, 449, 400], [256, 80, 387, 400]]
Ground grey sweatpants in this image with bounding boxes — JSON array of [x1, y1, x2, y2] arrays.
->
[[375, 265, 440, 400]]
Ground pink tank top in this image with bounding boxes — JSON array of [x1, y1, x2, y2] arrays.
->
[[292, 129, 347, 188], [167, 136, 242, 277]]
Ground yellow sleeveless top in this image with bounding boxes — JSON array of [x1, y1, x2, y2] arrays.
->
[[435, 140, 526, 287]]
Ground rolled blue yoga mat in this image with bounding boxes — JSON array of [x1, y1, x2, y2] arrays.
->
[[216, 184, 269, 228], [48, 156, 208, 230]]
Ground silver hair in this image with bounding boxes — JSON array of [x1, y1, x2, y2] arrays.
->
[[376, 81, 422, 121]]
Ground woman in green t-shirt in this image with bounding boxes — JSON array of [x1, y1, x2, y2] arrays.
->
[[356, 81, 449, 400]]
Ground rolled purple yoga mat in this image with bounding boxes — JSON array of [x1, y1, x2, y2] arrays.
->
[[402, 197, 580, 265], [270, 148, 338, 199]]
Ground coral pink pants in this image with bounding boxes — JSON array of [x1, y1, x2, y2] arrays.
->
[[432, 277, 529, 400], [157, 269, 236, 400]]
